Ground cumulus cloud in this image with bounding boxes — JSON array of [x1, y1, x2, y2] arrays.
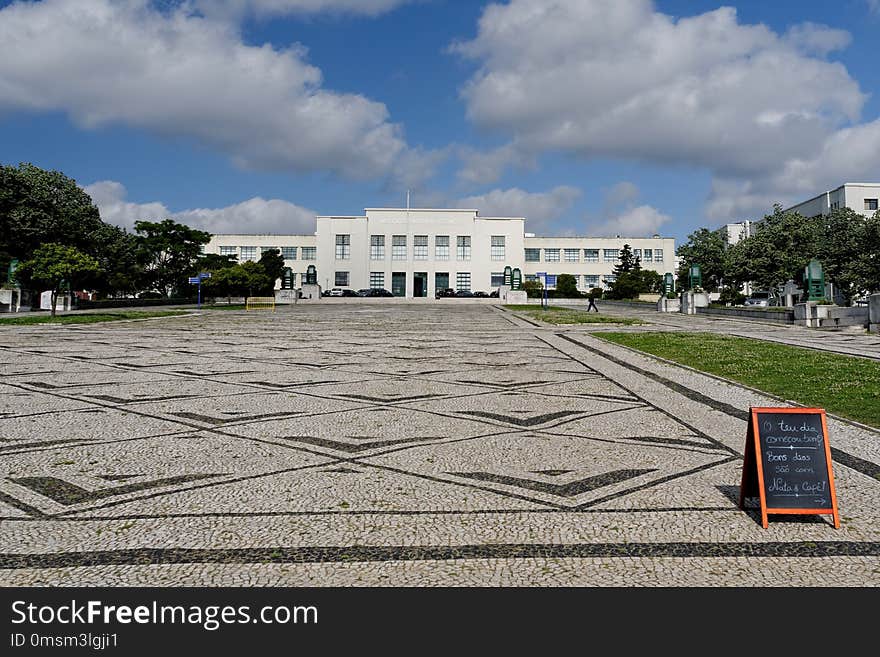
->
[[586, 181, 671, 237], [589, 205, 672, 238], [0, 0, 412, 181], [453, 0, 877, 220], [194, 0, 412, 20], [455, 186, 581, 234], [84, 180, 316, 234], [456, 143, 535, 186]]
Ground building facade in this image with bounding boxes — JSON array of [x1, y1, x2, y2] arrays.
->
[[205, 208, 676, 298], [785, 183, 880, 218]]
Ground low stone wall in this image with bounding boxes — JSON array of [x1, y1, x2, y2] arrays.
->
[[696, 307, 795, 323]]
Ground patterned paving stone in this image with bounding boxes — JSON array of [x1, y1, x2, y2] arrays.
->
[[0, 304, 878, 586]]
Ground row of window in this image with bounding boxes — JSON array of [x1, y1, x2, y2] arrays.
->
[[218, 245, 315, 261], [336, 271, 511, 292], [339, 234, 505, 262], [523, 274, 618, 287], [525, 248, 664, 263]]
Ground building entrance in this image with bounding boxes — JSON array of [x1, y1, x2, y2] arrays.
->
[[413, 272, 427, 297]]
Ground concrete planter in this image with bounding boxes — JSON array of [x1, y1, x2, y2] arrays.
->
[[871, 293, 880, 334]]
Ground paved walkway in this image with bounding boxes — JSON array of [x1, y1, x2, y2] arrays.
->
[[0, 304, 877, 585]]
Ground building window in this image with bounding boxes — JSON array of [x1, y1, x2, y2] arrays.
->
[[240, 246, 257, 261], [643, 249, 653, 262], [413, 234, 428, 260], [456, 272, 471, 291], [633, 248, 641, 259], [456, 236, 471, 261], [335, 234, 350, 260], [564, 248, 579, 262], [370, 272, 385, 289], [219, 246, 237, 257], [525, 248, 540, 262], [392, 235, 407, 260], [525, 274, 537, 282], [584, 249, 599, 262], [391, 272, 406, 297], [491, 272, 504, 287], [545, 248, 560, 262], [435, 235, 450, 260], [866, 198, 879, 211], [584, 275, 600, 288], [603, 249, 619, 263], [654, 249, 664, 262], [301, 247, 316, 260], [281, 247, 297, 260], [290, 272, 297, 287], [491, 235, 505, 261], [335, 271, 349, 287], [604, 275, 617, 285], [370, 235, 385, 260]]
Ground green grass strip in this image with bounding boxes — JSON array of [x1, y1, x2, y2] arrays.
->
[[505, 305, 643, 326], [0, 311, 190, 325], [599, 331, 880, 427]]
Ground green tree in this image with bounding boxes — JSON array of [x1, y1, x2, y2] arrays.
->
[[814, 207, 874, 304], [522, 280, 544, 298], [554, 273, 580, 298], [851, 210, 880, 297], [675, 227, 728, 292], [203, 262, 273, 302], [15, 243, 100, 316], [257, 248, 285, 286], [0, 163, 104, 265], [134, 219, 211, 297], [607, 244, 645, 299], [726, 206, 821, 291]]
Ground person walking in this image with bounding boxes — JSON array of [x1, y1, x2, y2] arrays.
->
[[586, 292, 599, 312]]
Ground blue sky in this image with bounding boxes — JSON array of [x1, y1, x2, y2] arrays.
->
[[1, 0, 878, 245]]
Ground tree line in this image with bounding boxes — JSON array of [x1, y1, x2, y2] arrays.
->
[[675, 205, 880, 305], [1, 163, 283, 313]]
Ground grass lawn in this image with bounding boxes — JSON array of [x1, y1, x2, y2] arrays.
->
[[200, 304, 247, 311], [599, 331, 880, 427], [0, 310, 190, 325], [505, 305, 644, 326]]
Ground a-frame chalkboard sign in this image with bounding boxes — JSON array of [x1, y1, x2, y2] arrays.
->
[[739, 407, 839, 528]]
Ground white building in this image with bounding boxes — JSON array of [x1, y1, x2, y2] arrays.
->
[[205, 207, 676, 298], [785, 183, 880, 218]]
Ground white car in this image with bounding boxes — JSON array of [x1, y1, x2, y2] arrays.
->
[[328, 288, 344, 297]]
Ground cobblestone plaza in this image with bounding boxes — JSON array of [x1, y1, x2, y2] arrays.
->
[[1, 304, 878, 586]]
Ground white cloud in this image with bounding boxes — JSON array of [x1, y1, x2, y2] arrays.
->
[[604, 181, 640, 209], [455, 186, 581, 234], [589, 205, 672, 238], [84, 180, 316, 234], [456, 143, 535, 186], [194, 0, 412, 20], [0, 0, 411, 180], [453, 0, 876, 220], [869, 1, 880, 15]]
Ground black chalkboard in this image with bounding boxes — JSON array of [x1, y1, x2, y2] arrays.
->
[[739, 407, 839, 528]]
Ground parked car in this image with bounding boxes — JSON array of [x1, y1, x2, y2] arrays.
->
[[743, 291, 778, 307], [489, 289, 499, 298], [328, 288, 344, 297], [357, 288, 372, 297], [435, 288, 456, 298], [341, 289, 358, 297], [473, 290, 489, 298], [455, 289, 474, 297], [370, 288, 394, 297]]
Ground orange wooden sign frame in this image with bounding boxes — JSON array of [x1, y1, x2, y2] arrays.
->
[[739, 407, 839, 529]]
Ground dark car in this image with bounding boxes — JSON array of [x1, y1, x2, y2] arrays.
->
[[489, 289, 499, 298], [435, 287, 456, 298], [369, 288, 394, 297], [357, 288, 372, 297], [473, 291, 489, 298], [455, 289, 474, 297], [341, 289, 359, 297]]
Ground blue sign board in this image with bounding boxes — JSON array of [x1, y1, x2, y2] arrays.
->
[[188, 277, 200, 284], [545, 275, 557, 287]]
